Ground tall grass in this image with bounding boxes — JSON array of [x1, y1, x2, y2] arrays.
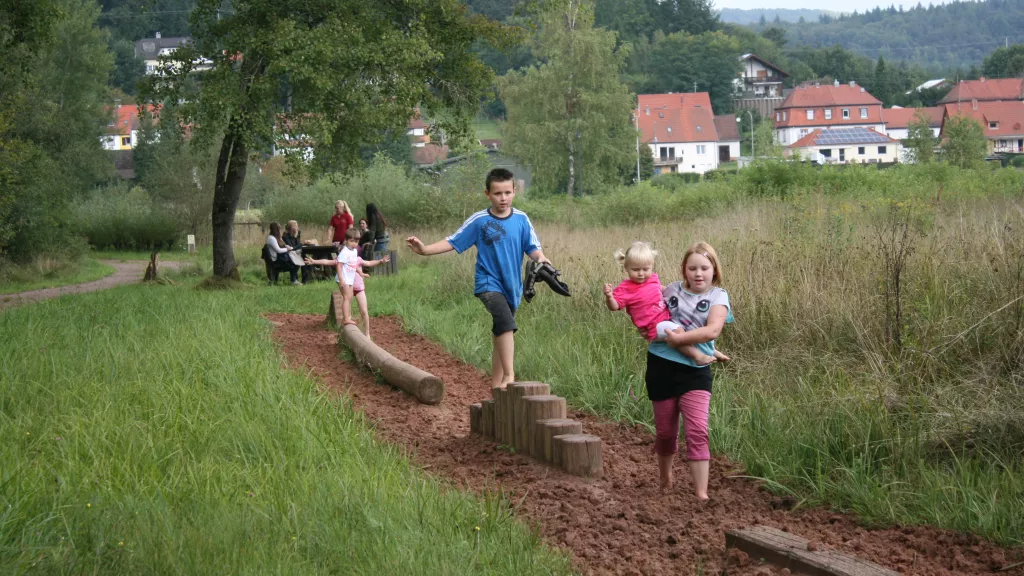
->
[[0, 284, 571, 574], [373, 191, 1024, 544]]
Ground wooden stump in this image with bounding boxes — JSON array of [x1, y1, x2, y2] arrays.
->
[[552, 434, 603, 477], [480, 399, 495, 439], [469, 403, 482, 435], [339, 324, 444, 405], [533, 419, 583, 462], [327, 292, 345, 327], [522, 395, 566, 456], [509, 382, 550, 454], [492, 388, 509, 445], [143, 251, 159, 282]]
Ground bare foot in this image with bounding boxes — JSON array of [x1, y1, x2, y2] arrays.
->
[[694, 353, 716, 366], [714, 351, 731, 362], [659, 472, 674, 493]]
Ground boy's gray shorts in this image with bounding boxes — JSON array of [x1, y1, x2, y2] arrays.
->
[[477, 291, 517, 336]]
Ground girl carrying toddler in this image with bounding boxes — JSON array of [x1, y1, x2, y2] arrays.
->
[[603, 241, 727, 365]]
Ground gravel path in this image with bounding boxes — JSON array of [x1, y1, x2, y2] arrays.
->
[[0, 260, 183, 310]]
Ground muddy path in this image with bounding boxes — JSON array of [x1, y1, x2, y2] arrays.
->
[[0, 260, 184, 310], [269, 313, 1022, 575]]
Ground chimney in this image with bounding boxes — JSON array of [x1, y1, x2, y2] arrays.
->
[[860, 87, 865, 92], [155, 31, 161, 39], [834, 79, 840, 87], [849, 81, 856, 87]]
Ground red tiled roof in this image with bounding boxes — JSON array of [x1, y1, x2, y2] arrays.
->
[[938, 78, 1024, 104], [942, 101, 1024, 138], [788, 127, 897, 149], [713, 114, 739, 141], [413, 143, 449, 165], [778, 84, 881, 109], [105, 104, 159, 135], [740, 53, 790, 78], [882, 106, 943, 129], [408, 109, 427, 130], [637, 93, 718, 144]]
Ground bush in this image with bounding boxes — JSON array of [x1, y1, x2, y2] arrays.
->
[[72, 184, 184, 250]]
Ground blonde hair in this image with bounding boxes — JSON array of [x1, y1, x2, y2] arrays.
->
[[681, 241, 723, 288], [334, 200, 352, 216], [286, 220, 298, 233], [614, 241, 658, 268]]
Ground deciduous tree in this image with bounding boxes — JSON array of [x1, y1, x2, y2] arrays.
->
[[942, 115, 987, 169], [498, 0, 636, 196], [903, 109, 937, 164], [143, 0, 497, 278]]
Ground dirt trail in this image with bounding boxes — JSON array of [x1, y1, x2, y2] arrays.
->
[[269, 313, 1023, 576], [0, 260, 182, 310]]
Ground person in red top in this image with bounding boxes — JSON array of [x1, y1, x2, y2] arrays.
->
[[328, 200, 354, 245], [603, 241, 726, 366]]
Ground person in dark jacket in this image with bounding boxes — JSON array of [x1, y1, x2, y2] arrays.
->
[[365, 203, 389, 254], [283, 220, 311, 284]]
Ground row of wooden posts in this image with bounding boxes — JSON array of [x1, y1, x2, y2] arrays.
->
[[469, 382, 603, 478]]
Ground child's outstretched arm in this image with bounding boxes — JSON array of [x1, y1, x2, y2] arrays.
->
[[303, 257, 334, 266], [406, 237, 454, 256], [603, 283, 621, 311], [362, 254, 391, 267]]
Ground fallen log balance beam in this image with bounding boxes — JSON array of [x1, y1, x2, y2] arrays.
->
[[332, 297, 444, 405], [725, 526, 899, 576], [470, 382, 603, 477]]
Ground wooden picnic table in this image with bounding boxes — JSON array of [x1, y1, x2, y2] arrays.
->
[[300, 244, 338, 282]]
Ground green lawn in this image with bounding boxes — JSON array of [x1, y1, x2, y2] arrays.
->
[[0, 277, 571, 574], [472, 116, 501, 141], [0, 258, 115, 295]]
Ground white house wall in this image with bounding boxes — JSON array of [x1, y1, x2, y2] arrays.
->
[[647, 141, 719, 174], [787, 142, 900, 164], [776, 123, 886, 145]]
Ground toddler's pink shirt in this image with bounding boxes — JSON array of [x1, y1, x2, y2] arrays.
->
[[351, 257, 365, 292], [612, 274, 670, 341]]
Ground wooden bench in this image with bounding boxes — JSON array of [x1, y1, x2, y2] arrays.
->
[[370, 250, 398, 276]]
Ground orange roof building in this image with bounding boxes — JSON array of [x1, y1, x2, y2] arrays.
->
[[637, 93, 722, 174], [784, 126, 900, 165], [938, 78, 1024, 105], [773, 81, 885, 146], [941, 100, 1024, 154], [101, 104, 159, 151]]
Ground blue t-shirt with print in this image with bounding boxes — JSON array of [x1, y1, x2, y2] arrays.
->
[[648, 284, 732, 367], [446, 208, 541, 310]]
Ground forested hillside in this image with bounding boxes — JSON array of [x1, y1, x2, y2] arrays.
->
[[718, 8, 832, 25], [755, 0, 1024, 70]]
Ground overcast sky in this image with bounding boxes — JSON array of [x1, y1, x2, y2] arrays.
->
[[716, 0, 950, 13]]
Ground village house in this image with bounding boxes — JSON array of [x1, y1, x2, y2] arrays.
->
[[101, 104, 159, 151], [733, 54, 789, 99], [941, 100, 1024, 155], [637, 93, 720, 175], [938, 77, 1024, 105], [784, 126, 900, 164], [713, 114, 740, 162], [406, 111, 449, 166], [134, 32, 212, 76], [773, 80, 885, 146], [882, 106, 942, 162]]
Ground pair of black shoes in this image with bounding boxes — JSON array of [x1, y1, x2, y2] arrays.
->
[[524, 261, 571, 303]]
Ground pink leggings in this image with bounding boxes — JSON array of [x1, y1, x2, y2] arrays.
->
[[652, 390, 711, 460]]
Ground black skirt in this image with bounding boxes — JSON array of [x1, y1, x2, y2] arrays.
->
[[644, 352, 713, 401]]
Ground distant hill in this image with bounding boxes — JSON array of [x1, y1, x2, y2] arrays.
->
[[765, 0, 1024, 69], [718, 8, 833, 25]]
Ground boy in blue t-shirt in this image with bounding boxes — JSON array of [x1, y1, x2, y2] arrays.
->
[[406, 168, 549, 390]]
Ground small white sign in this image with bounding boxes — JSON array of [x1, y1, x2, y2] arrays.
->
[[187, 234, 196, 253]]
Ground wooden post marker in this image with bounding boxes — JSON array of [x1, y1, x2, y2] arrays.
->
[[492, 388, 509, 444], [480, 399, 495, 439], [328, 292, 344, 327], [522, 395, 566, 456], [552, 434, 603, 477], [469, 403, 482, 435], [509, 382, 550, 454], [534, 419, 583, 462]]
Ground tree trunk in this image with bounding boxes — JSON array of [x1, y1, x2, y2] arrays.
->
[[211, 125, 248, 278], [566, 137, 575, 197]]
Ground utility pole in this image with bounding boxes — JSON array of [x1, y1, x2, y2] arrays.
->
[[693, 82, 698, 93]]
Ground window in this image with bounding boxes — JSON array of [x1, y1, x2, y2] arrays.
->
[[696, 145, 707, 155], [783, 111, 787, 121], [659, 147, 675, 160], [806, 110, 815, 120], [800, 129, 809, 137], [989, 122, 998, 129], [776, 112, 780, 121], [824, 109, 832, 120], [666, 126, 672, 134], [121, 136, 131, 147], [858, 146, 865, 155], [860, 108, 868, 119], [878, 146, 887, 154], [839, 148, 845, 161], [821, 149, 832, 158], [843, 109, 850, 119], [658, 112, 664, 118]]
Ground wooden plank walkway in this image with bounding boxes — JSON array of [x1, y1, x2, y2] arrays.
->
[[725, 526, 900, 576]]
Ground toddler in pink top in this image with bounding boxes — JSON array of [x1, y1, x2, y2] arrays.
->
[[603, 241, 719, 366]]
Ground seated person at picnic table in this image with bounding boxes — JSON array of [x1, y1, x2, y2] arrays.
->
[[282, 220, 313, 284], [357, 218, 374, 260], [265, 221, 300, 285]]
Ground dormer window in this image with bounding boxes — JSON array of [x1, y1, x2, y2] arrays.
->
[[989, 121, 998, 129], [658, 112, 664, 118], [696, 125, 702, 133], [666, 126, 672, 134], [645, 106, 650, 116]]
